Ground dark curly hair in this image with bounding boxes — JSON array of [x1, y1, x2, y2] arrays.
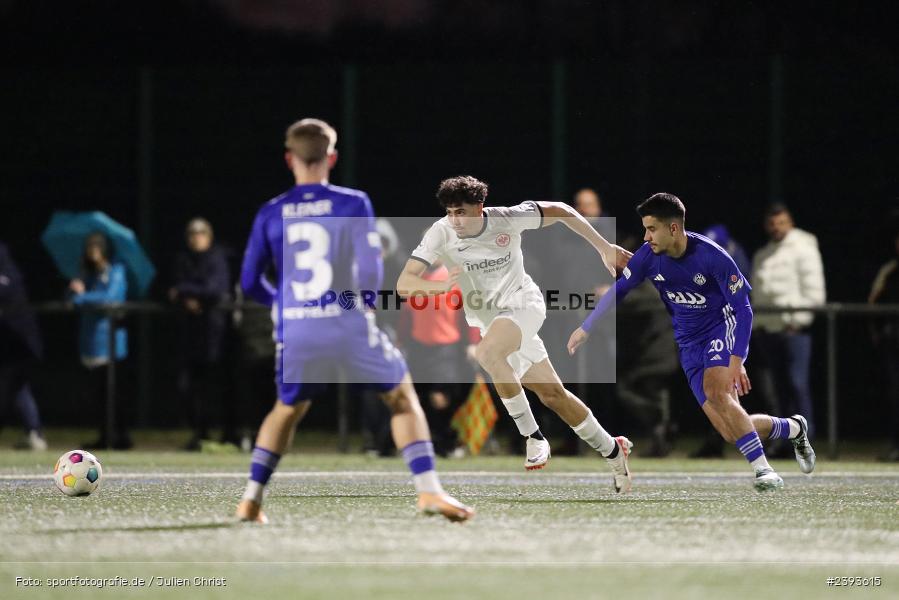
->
[[436, 175, 488, 208]]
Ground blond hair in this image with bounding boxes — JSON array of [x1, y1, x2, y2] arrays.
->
[[284, 118, 337, 164]]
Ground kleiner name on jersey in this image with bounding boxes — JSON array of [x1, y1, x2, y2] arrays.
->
[[282, 200, 333, 218], [464, 251, 512, 273]]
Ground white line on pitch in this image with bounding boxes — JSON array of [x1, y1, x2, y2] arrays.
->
[[1, 470, 898, 480]]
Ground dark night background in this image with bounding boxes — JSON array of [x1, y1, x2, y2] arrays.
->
[[1, 1, 897, 437]]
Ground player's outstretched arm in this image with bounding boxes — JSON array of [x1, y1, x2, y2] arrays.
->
[[536, 201, 632, 275], [396, 259, 459, 298], [568, 245, 649, 355]]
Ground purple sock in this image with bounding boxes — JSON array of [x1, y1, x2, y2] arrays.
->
[[768, 417, 793, 440], [401, 440, 436, 475], [735, 431, 765, 463], [249, 446, 281, 485]]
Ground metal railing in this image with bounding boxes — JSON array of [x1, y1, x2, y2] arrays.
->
[[13, 301, 899, 457]]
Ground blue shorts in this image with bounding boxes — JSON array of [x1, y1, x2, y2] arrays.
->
[[276, 312, 407, 405], [678, 320, 747, 406]]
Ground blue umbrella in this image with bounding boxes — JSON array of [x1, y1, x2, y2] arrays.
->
[[41, 211, 156, 298]]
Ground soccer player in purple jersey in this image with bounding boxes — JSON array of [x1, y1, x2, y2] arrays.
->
[[568, 193, 816, 491], [235, 119, 473, 523]]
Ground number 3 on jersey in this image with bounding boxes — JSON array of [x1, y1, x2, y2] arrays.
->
[[286, 222, 332, 302]]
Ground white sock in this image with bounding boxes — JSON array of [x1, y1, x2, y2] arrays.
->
[[751, 455, 772, 473], [501, 390, 539, 437], [242, 480, 265, 503], [787, 418, 801, 438], [572, 412, 615, 456], [412, 470, 445, 495]]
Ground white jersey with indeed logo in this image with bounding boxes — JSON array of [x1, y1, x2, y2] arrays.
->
[[411, 201, 545, 329]]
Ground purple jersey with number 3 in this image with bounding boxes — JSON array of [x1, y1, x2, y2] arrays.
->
[[239, 183, 405, 402]]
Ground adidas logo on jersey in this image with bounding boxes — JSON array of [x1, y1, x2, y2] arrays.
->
[[711, 354, 723, 361], [653, 274, 665, 281]]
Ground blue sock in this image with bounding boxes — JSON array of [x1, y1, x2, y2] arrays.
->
[[401, 441, 443, 494], [249, 446, 281, 485], [243, 446, 281, 503], [768, 417, 793, 440], [735, 431, 766, 465], [401, 440, 436, 475]]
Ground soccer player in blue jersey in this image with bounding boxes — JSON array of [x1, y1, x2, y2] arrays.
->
[[568, 193, 816, 491], [235, 119, 473, 523]]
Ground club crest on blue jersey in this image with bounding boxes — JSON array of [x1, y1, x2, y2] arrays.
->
[[693, 273, 706, 285]]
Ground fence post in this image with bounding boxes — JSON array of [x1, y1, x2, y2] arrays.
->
[[136, 66, 154, 428], [105, 308, 117, 449], [341, 64, 358, 187], [551, 59, 567, 199], [337, 63, 358, 453], [826, 307, 838, 459], [768, 54, 784, 202]]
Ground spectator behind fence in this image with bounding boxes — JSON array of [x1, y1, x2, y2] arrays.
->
[[868, 229, 899, 461], [553, 187, 618, 454], [573, 188, 616, 241], [751, 204, 826, 440], [69, 232, 131, 449], [0, 242, 48, 450], [169, 218, 232, 450]]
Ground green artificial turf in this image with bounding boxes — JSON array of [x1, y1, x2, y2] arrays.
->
[[1, 451, 897, 599]]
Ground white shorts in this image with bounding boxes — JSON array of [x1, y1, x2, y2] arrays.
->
[[482, 290, 548, 380]]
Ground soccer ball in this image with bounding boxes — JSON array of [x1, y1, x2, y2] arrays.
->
[[53, 450, 103, 497]]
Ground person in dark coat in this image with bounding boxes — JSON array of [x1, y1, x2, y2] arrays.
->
[[0, 242, 47, 449], [169, 218, 231, 450], [869, 230, 899, 461]]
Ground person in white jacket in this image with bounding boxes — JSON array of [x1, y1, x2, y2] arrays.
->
[[751, 204, 826, 438]]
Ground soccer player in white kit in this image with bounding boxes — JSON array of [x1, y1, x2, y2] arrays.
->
[[397, 176, 636, 492]]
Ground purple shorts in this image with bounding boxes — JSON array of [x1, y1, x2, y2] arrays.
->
[[276, 312, 407, 405], [678, 319, 746, 406]]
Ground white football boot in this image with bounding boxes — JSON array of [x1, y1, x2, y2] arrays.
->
[[753, 467, 784, 492], [606, 436, 633, 493], [525, 437, 551, 471]]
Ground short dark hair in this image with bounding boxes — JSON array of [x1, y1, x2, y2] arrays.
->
[[636, 193, 686, 223], [437, 176, 488, 208], [764, 203, 790, 218]]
